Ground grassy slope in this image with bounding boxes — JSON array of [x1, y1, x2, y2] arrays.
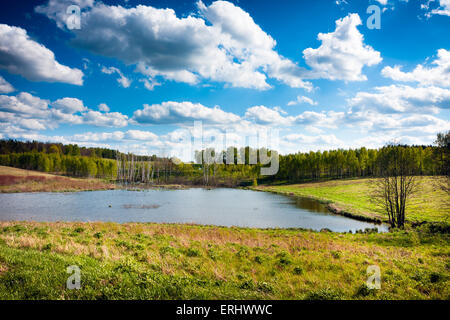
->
[[254, 177, 450, 224], [0, 222, 448, 300], [0, 165, 116, 193]]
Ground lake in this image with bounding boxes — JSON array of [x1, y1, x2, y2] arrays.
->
[[0, 188, 388, 232]]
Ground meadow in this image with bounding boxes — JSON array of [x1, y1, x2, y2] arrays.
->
[[253, 177, 450, 225], [0, 166, 448, 300], [0, 221, 448, 300]]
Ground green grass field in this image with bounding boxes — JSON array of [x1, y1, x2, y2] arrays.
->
[[254, 177, 450, 224], [0, 174, 448, 300], [0, 221, 448, 300]]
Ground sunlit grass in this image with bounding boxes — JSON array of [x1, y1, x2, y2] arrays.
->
[[0, 222, 448, 300], [254, 177, 449, 224], [0, 165, 115, 193]]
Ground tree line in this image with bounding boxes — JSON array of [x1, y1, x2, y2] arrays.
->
[[0, 139, 119, 159], [0, 132, 447, 186], [272, 145, 442, 183], [0, 152, 117, 179]]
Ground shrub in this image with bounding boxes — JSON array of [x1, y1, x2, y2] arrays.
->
[[239, 279, 254, 290], [418, 222, 450, 234], [160, 246, 178, 257], [207, 248, 219, 261], [306, 287, 343, 300], [257, 282, 274, 294], [73, 227, 84, 233], [293, 266, 303, 275], [276, 252, 292, 266], [42, 243, 52, 251], [7, 225, 26, 233], [354, 284, 375, 297], [331, 251, 341, 259], [236, 246, 249, 259], [93, 232, 102, 239], [254, 255, 264, 264], [411, 271, 425, 282], [430, 272, 443, 283]]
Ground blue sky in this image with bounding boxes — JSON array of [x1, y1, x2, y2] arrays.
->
[[0, 0, 449, 159]]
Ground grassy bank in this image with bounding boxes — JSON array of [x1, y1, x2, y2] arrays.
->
[[0, 166, 116, 193], [253, 177, 449, 224], [0, 221, 448, 300]]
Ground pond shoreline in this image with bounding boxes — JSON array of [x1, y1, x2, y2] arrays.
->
[[249, 185, 386, 225], [1, 165, 388, 231], [0, 188, 388, 233]]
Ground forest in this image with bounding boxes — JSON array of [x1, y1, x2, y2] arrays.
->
[[0, 152, 117, 179], [0, 131, 448, 186]]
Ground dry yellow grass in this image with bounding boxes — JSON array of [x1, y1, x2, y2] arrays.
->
[[0, 165, 116, 192], [0, 166, 56, 177]]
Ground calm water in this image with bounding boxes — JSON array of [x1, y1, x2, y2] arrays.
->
[[0, 189, 388, 232]]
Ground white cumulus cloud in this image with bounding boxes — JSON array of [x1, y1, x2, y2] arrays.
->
[[52, 97, 87, 113], [98, 103, 110, 112], [287, 95, 317, 106], [0, 24, 84, 85], [132, 101, 241, 125], [382, 49, 450, 87], [0, 75, 14, 93], [83, 110, 128, 128], [36, 0, 312, 91], [348, 85, 450, 114], [302, 13, 382, 81]]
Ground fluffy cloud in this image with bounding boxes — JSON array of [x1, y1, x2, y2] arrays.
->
[[36, 0, 312, 90], [287, 95, 317, 106], [52, 97, 87, 113], [35, 0, 95, 29], [245, 105, 344, 128], [348, 85, 450, 114], [101, 66, 131, 88], [302, 14, 382, 81], [279, 132, 347, 154], [426, 0, 450, 17], [139, 78, 161, 91], [125, 130, 159, 141], [245, 105, 293, 126], [132, 101, 241, 125], [83, 110, 128, 127], [0, 92, 53, 131], [198, 0, 312, 90], [0, 75, 14, 93], [294, 111, 344, 128], [283, 133, 343, 146], [0, 92, 129, 133], [98, 103, 110, 112], [0, 24, 83, 85], [345, 109, 449, 131], [71, 130, 158, 142], [382, 49, 450, 87], [0, 92, 49, 118]]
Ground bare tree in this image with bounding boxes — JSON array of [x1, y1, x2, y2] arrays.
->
[[434, 131, 449, 193], [372, 144, 418, 228]]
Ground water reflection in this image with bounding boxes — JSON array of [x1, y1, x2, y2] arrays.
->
[[0, 189, 388, 233]]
